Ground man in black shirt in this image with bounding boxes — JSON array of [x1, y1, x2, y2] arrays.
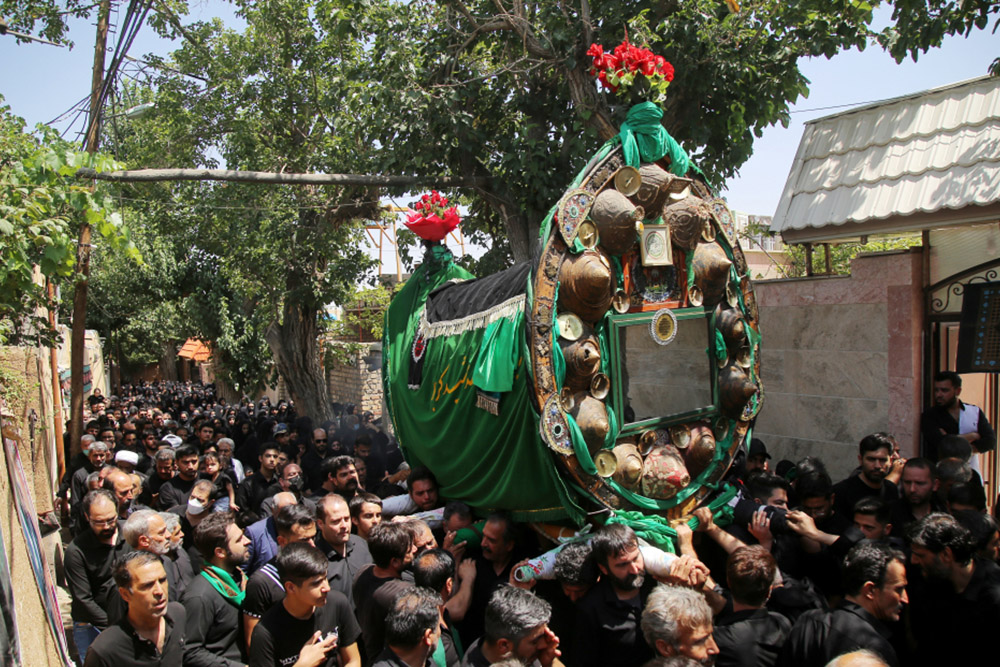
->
[[373, 588, 443, 667], [84, 552, 186, 667], [315, 494, 372, 605], [249, 543, 361, 667], [888, 458, 941, 536], [354, 522, 417, 662], [159, 445, 200, 510], [460, 513, 521, 645], [182, 511, 250, 667], [920, 370, 996, 462], [461, 585, 562, 667], [141, 448, 175, 509], [242, 503, 319, 649], [572, 523, 655, 667], [236, 443, 281, 515], [301, 428, 336, 493], [713, 546, 789, 667], [832, 433, 899, 519], [907, 513, 1000, 666], [779, 542, 907, 667], [65, 489, 131, 665]]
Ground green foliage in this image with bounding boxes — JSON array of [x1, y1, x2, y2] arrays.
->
[[0, 0, 101, 46], [877, 1, 1000, 74], [324, 282, 400, 365], [784, 235, 922, 277], [0, 98, 137, 346]]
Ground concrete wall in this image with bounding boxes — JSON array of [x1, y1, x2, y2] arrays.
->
[[326, 343, 383, 418], [752, 248, 924, 481]]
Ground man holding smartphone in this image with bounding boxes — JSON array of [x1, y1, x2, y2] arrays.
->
[[249, 543, 362, 667]]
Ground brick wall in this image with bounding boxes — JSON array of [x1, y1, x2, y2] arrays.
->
[[326, 343, 383, 419]]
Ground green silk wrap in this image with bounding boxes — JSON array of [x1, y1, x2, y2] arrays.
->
[[383, 247, 579, 522], [618, 101, 691, 176]]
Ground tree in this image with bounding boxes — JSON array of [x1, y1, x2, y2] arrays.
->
[[877, 1, 1000, 74]]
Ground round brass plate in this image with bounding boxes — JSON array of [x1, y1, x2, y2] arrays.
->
[[701, 219, 717, 242], [713, 418, 730, 441], [688, 285, 704, 307], [614, 166, 642, 196], [639, 430, 659, 456], [736, 341, 752, 369], [726, 282, 739, 308], [557, 312, 585, 341], [649, 308, 678, 346], [594, 450, 618, 477], [591, 373, 610, 400], [612, 289, 631, 314], [577, 220, 599, 249], [669, 424, 691, 449], [559, 387, 576, 412]]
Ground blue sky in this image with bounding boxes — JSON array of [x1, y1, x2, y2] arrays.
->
[[1, 3, 996, 221]]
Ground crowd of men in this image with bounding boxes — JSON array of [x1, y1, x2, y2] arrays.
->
[[58, 373, 999, 667]]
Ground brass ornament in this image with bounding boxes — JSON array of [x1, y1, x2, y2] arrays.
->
[[649, 308, 678, 346], [701, 219, 717, 243], [715, 306, 746, 350], [557, 250, 616, 324], [669, 424, 691, 449], [559, 387, 576, 412], [557, 189, 594, 246], [560, 334, 601, 391], [662, 197, 710, 251], [556, 312, 585, 341], [612, 289, 631, 314], [641, 445, 691, 499], [614, 166, 642, 196], [591, 189, 644, 256], [718, 364, 757, 420], [685, 424, 717, 478], [539, 394, 573, 455], [713, 417, 731, 441], [577, 220, 599, 249], [612, 443, 644, 489], [688, 285, 704, 307], [725, 281, 740, 308], [632, 164, 673, 212], [570, 394, 610, 454], [590, 373, 610, 400], [594, 450, 618, 478], [692, 242, 733, 307]]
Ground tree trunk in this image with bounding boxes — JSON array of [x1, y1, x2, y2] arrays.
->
[[265, 298, 334, 424], [159, 342, 178, 381]]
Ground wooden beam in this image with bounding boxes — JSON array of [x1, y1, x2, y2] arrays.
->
[[75, 167, 488, 188]]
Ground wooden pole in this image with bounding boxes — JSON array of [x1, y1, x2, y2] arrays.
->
[[824, 243, 832, 275], [74, 166, 487, 188], [69, 0, 112, 458], [804, 243, 814, 277], [47, 281, 65, 481]]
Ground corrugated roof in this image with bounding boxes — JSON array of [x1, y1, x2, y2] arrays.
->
[[771, 76, 1000, 243]]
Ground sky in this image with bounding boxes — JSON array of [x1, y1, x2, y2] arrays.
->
[[1, 3, 997, 245]]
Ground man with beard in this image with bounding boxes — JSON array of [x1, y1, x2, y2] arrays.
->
[[460, 585, 563, 667], [160, 512, 195, 600], [83, 552, 187, 667], [104, 467, 140, 520], [123, 510, 186, 602], [140, 448, 175, 509], [353, 522, 417, 661], [65, 490, 131, 664], [249, 543, 362, 667], [182, 511, 251, 667], [70, 440, 110, 534], [641, 586, 719, 666], [321, 455, 361, 501], [920, 371, 996, 465], [301, 428, 336, 493], [906, 513, 1000, 666], [383, 467, 441, 519], [460, 512, 522, 645], [888, 458, 941, 536], [315, 494, 372, 605], [779, 542, 907, 667], [832, 434, 899, 520], [216, 437, 245, 484], [158, 445, 201, 511], [572, 523, 655, 667]]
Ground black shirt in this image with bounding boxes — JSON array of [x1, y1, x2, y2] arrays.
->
[[181, 569, 245, 667], [714, 607, 791, 667], [372, 646, 434, 667], [457, 553, 518, 646], [572, 576, 654, 667], [778, 600, 898, 667], [920, 400, 996, 461], [248, 590, 361, 667], [316, 534, 372, 606], [158, 476, 197, 512], [64, 528, 131, 627], [236, 472, 279, 516], [832, 474, 899, 520], [84, 602, 186, 667], [353, 565, 413, 663], [243, 562, 285, 620]]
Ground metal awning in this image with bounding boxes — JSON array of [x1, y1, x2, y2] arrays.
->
[[771, 76, 1000, 244], [177, 338, 211, 362]]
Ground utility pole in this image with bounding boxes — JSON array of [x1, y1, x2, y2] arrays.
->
[[68, 0, 112, 457]]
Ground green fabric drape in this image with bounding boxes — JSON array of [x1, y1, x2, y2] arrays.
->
[[384, 247, 578, 522], [199, 565, 245, 607], [619, 101, 691, 175]]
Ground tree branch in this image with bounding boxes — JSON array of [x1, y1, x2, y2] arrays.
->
[[74, 167, 489, 188]]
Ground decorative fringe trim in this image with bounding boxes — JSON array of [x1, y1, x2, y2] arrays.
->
[[421, 294, 526, 340], [476, 390, 501, 416]]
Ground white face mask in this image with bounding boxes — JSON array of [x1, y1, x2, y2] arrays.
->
[[187, 498, 208, 515]]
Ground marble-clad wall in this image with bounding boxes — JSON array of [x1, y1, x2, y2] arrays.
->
[[752, 249, 924, 481]]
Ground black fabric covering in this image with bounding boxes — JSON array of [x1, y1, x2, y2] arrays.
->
[[424, 261, 531, 324]]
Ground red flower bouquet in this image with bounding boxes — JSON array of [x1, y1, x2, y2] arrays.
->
[[405, 191, 461, 242], [587, 39, 674, 104]]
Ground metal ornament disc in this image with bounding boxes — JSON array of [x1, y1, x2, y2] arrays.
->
[[726, 282, 740, 308], [713, 417, 731, 441], [540, 394, 574, 455], [594, 450, 618, 477], [649, 308, 678, 346], [688, 285, 704, 307], [557, 312, 585, 341], [669, 424, 691, 449], [577, 220, 599, 249], [701, 219, 717, 243], [559, 387, 576, 412], [557, 189, 594, 246], [612, 289, 631, 314], [614, 166, 642, 196], [590, 373, 610, 400]]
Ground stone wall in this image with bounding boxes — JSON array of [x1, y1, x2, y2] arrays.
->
[[752, 248, 924, 481], [326, 343, 383, 418]]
